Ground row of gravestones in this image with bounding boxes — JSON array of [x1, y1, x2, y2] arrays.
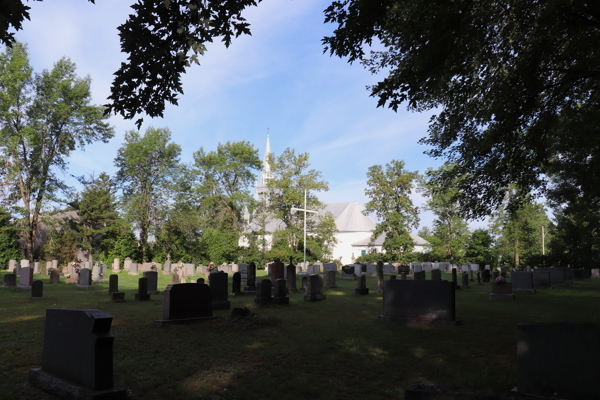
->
[[8, 259, 59, 276]]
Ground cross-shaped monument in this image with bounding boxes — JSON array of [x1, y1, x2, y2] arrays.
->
[[291, 189, 318, 269]]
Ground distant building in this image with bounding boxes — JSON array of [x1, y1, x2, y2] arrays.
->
[[240, 135, 429, 264]]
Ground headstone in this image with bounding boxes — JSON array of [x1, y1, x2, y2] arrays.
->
[[49, 269, 60, 284], [124, 258, 132, 271], [135, 277, 150, 301], [477, 271, 481, 284], [401, 272, 407, 280], [323, 262, 337, 273], [112, 258, 120, 273], [301, 276, 308, 291], [242, 262, 257, 294], [285, 265, 298, 292], [304, 274, 326, 302], [533, 270, 552, 288], [158, 283, 213, 323], [43, 261, 51, 276], [231, 272, 242, 295], [376, 261, 384, 293], [366, 263, 377, 275], [340, 266, 356, 280], [307, 264, 321, 275], [197, 278, 205, 285], [3, 273, 16, 287], [111, 292, 126, 302], [231, 263, 239, 273], [270, 259, 285, 286], [592, 269, 599, 278], [52, 260, 58, 270], [492, 269, 500, 280], [461, 272, 469, 288], [172, 271, 180, 284], [128, 262, 139, 276], [482, 269, 491, 283], [108, 275, 119, 293], [273, 278, 289, 305], [412, 262, 423, 273], [17, 266, 34, 289], [325, 270, 337, 288], [178, 266, 188, 282], [452, 268, 460, 290], [254, 279, 273, 306], [431, 269, 441, 280], [28, 309, 126, 398], [383, 264, 395, 274], [489, 282, 514, 300], [537, 268, 566, 285], [355, 274, 368, 295], [92, 264, 103, 283], [389, 275, 396, 280], [517, 322, 600, 399], [422, 262, 432, 272], [485, 264, 491, 270], [34, 262, 40, 274], [557, 266, 573, 283], [512, 271, 535, 293], [76, 268, 92, 289], [32, 280, 43, 298], [414, 271, 426, 280], [142, 262, 152, 272], [184, 263, 195, 276], [209, 272, 230, 310], [8, 259, 16, 272], [379, 280, 459, 325], [143, 271, 159, 294], [163, 259, 171, 275]]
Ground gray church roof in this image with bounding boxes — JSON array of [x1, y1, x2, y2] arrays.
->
[[352, 231, 429, 247], [319, 202, 376, 232]]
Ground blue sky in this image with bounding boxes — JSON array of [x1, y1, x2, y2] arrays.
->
[[15, 0, 487, 231]]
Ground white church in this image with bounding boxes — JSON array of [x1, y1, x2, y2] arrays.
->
[[242, 135, 429, 264]]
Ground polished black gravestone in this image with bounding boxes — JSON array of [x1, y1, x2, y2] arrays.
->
[[108, 275, 119, 294], [452, 268, 460, 290], [242, 262, 257, 294], [197, 278, 205, 285], [489, 282, 515, 300], [355, 274, 369, 295], [517, 322, 600, 400], [482, 269, 491, 283], [414, 271, 425, 280], [32, 280, 43, 298], [431, 269, 441, 280], [376, 261, 384, 292], [285, 265, 298, 292], [304, 274, 326, 301], [4, 273, 16, 287], [156, 283, 213, 324], [209, 272, 230, 310], [231, 272, 242, 295], [536, 268, 566, 285], [28, 308, 127, 399], [254, 279, 273, 306], [135, 277, 150, 301], [379, 280, 459, 326], [273, 278, 289, 305], [325, 270, 337, 288], [143, 271, 160, 294], [511, 271, 535, 293], [76, 268, 93, 289], [461, 272, 469, 288]]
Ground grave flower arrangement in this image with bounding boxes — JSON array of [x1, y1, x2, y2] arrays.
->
[[207, 262, 216, 273], [495, 276, 506, 284]]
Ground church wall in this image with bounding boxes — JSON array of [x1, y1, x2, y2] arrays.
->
[[331, 231, 373, 265]]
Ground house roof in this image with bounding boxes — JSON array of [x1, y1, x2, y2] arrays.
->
[[319, 202, 376, 232], [351, 231, 429, 247]]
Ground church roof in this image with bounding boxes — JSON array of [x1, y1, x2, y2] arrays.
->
[[319, 202, 376, 232], [351, 231, 429, 246]]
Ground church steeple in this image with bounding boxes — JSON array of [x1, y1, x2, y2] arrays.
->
[[256, 131, 272, 197]]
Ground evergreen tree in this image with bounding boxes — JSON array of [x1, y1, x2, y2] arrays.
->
[[0, 207, 23, 268]]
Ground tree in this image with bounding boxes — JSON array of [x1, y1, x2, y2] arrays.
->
[[465, 229, 494, 265], [323, 1, 600, 218], [193, 141, 262, 234], [114, 127, 182, 261], [363, 160, 419, 261], [264, 148, 335, 262], [418, 163, 470, 263], [0, 207, 23, 268], [0, 42, 113, 261]]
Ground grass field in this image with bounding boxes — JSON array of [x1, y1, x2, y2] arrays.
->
[[1, 270, 599, 400]]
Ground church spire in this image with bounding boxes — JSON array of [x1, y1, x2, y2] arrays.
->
[[256, 130, 272, 197]]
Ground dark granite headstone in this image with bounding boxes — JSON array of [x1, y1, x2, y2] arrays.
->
[[414, 271, 425, 280], [270, 260, 285, 286], [492, 269, 500, 280], [210, 272, 230, 309], [242, 262, 257, 294], [301, 276, 307, 291], [307, 264, 321, 275], [197, 278, 205, 285], [29, 308, 126, 398], [323, 262, 337, 273], [482, 269, 491, 283], [477, 271, 481, 284], [273, 278, 289, 305], [305, 274, 326, 301], [160, 283, 213, 322], [355, 274, 368, 295], [49, 269, 60, 284], [32, 280, 43, 298], [489, 282, 514, 300], [108, 275, 118, 294], [512, 271, 535, 293], [401, 272, 406, 280], [254, 279, 273, 306], [143, 271, 159, 294], [431, 269, 441, 280], [379, 280, 459, 325], [111, 292, 126, 302], [4, 273, 16, 287], [231, 272, 242, 295], [325, 270, 337, 288], [517, 322, 600, 399], [452, 268, 460, 290], [76, 268, 92, 288], [17, 266, 34, 289], [461, 272, 469, 288], [537, 268, 566, 285], [389, 275, 396, 280], [376, 261, 384, 292], [135, 277, 150, 301], [396, 265, 410, 275], [285, 265, 298, 292]]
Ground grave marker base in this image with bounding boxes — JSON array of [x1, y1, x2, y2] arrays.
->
[[243, 286, 257, 295], [212, 300, 231, 310], [489, 293, 515, 301], [135, 293, 150, 301], [340, 274, 356, 280], [111, 292, 126, 302], [273, 297, 289, 305], [230, 291, 244, 296], [75, 284, 93, 289], [254, 298, 273, 306], [355, 288, 369, 295], [325, 285, 338, 289], [16, 284, 32, 290], [378, 315, 461, 327], [154, 316, 216, 325], [29, 368, 128, 400], [513, 288, 535, 293], [304, 294, 326, 302]]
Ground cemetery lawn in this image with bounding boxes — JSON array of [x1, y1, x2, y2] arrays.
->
[[1, 271, 600, 400]]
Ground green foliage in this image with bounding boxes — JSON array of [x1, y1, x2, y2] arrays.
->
[[108, 226, 140, 264], [324, 1, 600, 218], [363, 160, 419, 260], [201, 226, 239, 265], [114, 126, 182, 261], [465, 229, 494, 265], [0, 208, 23, 268], [0, 42, 113, 261]]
